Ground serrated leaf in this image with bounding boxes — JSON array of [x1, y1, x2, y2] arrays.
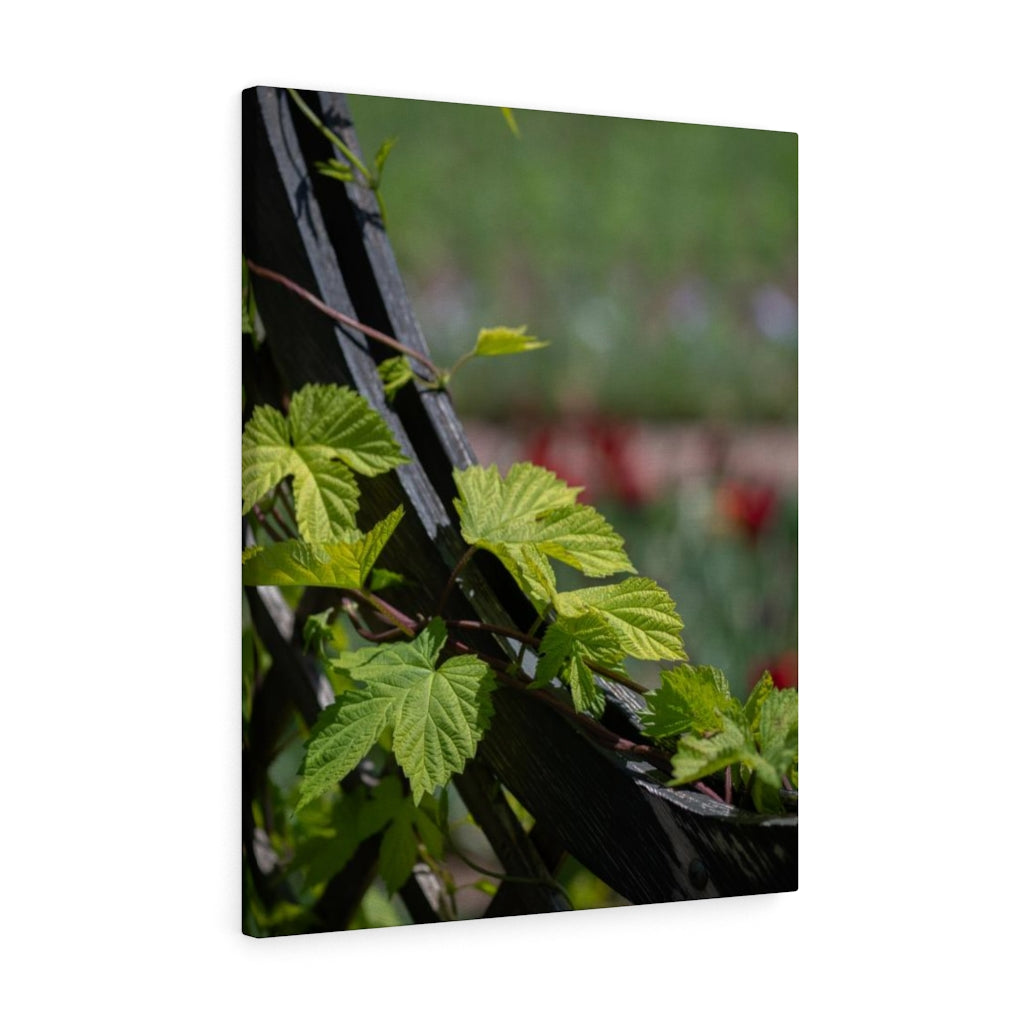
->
[[453, 463, 634, 604], [757, 688, 798, 788], [473, 325, 548, 357], [745, 670, 775, 740], [242, 384, 408, 541], [555, 577, 685, 661], [300, 620, 495, 807], [642, 663, 737, 739], [669, 710, 769, 786], [242, 507, 404, 589], [535, 611, 623, 717], [298, 691, 393, 809], [377, 355, 414, 400]]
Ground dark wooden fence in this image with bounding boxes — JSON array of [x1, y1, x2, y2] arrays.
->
[[242, 86, 797, 930]]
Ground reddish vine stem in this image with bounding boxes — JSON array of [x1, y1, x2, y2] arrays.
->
[[693, 781, 726, 804], [245, 259, 442, 379], [250, 503, 286, 543], [725, 766, 733, 805], [341, 588, 417, 636], [444, 639, 674, 775], [444, 616, 648, 695]]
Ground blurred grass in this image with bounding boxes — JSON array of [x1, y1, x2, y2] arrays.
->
[[347, 94, 797, 421]]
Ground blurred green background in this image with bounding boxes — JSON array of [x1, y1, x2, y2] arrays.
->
[[348, 94, 797, 421], [347, 93, 797, 691]]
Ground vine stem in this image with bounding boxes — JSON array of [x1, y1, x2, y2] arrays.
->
[[434, 545, 478, 618], [245, 259, 442, 380], [445, 616, 648, 695], [443, 639, 674, 775], [341, 588, 417, 636], [249, 503, 286, 543], [447, 840, 572, 903], [286, 88, 371, 182]]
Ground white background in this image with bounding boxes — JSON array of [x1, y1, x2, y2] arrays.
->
[[3, 2, 1021, 1020]]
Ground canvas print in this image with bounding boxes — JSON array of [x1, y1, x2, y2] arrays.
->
[[242, 86, 797, 936]]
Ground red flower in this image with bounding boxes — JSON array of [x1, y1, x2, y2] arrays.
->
[[750, 650, 797, 691], [716, 480, 777, 542]]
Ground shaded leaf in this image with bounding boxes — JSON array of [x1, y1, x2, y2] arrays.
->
[[377, 355, 414, 400], [242, 507, 404, 589], [535, 611, 624, 717], [642, 663, 736, 739]]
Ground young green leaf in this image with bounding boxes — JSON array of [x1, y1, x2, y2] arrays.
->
[[242, 507, 404, 589], [554, 577, 685, 662], [453, 463, 634, 604], [669, 711, 771, 788], [374, 137, 398, 177], [242, 383, 408, 541], [641, 663, 737, 739], [377, 355, 414, 400], [315, 157, 356, 183], [473, 325, 549, 357], [299, 620, 495, 807], [534, 610, 624, 717]]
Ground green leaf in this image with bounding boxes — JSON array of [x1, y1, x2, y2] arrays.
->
[[453, 463, 634, 604], [300, 620, 496, 807], [298, 691, 394, 809], [669, 710, 768, 787], [302, 607, 335, 655], [642, 663, 737, 739], [374, 136, 398, 176], [242, 384, 408, 541], [535, 611, 623, 716], [554, 577, 685, 661], [744, 670, 775, 739], [473, 325, 548, 357], [757, 688, 798, 788], [242, 507, 404, 589], [369, 567, 406, 592], [379, 801, 419, 895], [315, 157, 355, 182], [377, 355, 414, 400]]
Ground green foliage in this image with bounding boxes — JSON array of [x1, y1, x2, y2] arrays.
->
[[300, 620, 496, 808], [534, 610, 623, 716], [241, 507, 404, 589], [641, 663, 733, 738], [473, 325, 548, 357], [453, 462, 634, 604], [377, 355, 415, 400], [242, 384, 408, 541], [554, 576, 685, 662], [642, 666, 797, 813]]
